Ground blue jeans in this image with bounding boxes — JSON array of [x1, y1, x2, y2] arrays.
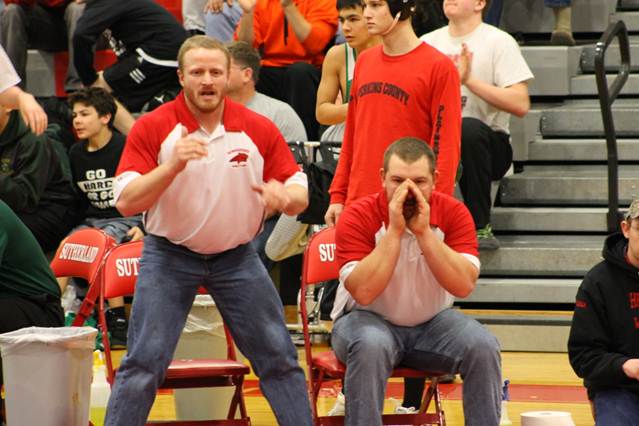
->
[[483, 0, 502, 27], [104, 235, 312, 426], [595, 389, 639, 425], [204, 1, 241, 42], [545, 0, 571, 7], [332, 308, 502, 426], [73, 215, 143, 243]]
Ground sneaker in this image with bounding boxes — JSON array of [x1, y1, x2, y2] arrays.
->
[[105, 309, 128, 349], [436, 373, 456, 384], [394, 405, 417, 414], [477, 225, 500, 250], [327, 392, 345, 416], [550, 30, 575, 46]]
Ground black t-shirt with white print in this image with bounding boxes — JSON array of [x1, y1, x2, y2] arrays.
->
[[69, 132, 125, 219]]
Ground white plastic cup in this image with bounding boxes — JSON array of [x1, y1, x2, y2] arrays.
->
[[521, 411, 575, 426]]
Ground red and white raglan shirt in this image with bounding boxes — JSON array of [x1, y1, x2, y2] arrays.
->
[[331, 190, 479, 326], [329, 42, 462, 206], [113, 94, 307, 255]]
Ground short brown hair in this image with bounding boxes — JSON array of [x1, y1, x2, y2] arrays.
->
[[68, 87, 117, 128], [177, 35, 230, 71], [383, 137, 436, 173], [227, 41, 261, 83]]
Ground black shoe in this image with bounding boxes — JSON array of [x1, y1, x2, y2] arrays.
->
[[105, 309, 128, 349]]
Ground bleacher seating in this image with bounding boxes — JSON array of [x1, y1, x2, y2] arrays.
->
[[462, 1, 639, 351]]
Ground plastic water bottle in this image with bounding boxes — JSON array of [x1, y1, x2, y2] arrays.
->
[[90, 350, 111, 426], [499, 379, 513, 426]]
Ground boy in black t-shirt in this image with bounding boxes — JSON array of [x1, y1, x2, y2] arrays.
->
[[62, 87, 144, 347]]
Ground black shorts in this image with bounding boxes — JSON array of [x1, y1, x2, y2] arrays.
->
[[0, 294, 64, 386], [0, 294, 64, 333], [104, 52, 180, 112]]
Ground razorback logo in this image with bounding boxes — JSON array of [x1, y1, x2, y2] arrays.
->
[[230, 153, 248, 165], [575, 299, 587, 309]]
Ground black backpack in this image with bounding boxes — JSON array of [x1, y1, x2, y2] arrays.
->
[[296, 142, 340, 225]]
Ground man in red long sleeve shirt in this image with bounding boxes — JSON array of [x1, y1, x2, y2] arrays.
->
[[1, 0, 84, 92], [325, 0, 461, 226], [236, 0, 338, 140]]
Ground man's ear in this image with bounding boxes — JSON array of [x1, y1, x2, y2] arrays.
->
[[100, 113, 111, 127], [380, 167, 386, 186], [177, 69, 185, 88], [433, 169, 439, 186], [245, 67, 255, 85], [622, 219, 631, 239]]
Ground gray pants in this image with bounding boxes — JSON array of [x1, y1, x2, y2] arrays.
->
[[0, 2, 84, 91], [332, 308, 502, 426]]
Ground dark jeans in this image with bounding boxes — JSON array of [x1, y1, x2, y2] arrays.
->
[[458, 117, 512, 229], [483, 0, 503, 26], [257, 63, 321, 140], [0, 2, 84, 91], [594, 389, 639, 426]]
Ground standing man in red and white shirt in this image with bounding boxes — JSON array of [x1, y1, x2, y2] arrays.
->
[[331, 137, 501, 426], [105, 36, 313, 426]]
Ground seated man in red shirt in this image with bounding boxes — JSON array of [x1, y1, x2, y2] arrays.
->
[[331, 137, 501, 425]]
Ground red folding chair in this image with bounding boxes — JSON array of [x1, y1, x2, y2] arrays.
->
[[300, 227, 446, 426], [49, 227, 117, 326], [98, 240, 251, 426]]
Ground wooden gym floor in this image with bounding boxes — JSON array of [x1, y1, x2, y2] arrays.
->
[[110, 346, 593, 426]]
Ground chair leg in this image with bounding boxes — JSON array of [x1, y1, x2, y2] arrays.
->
[[433, 382, 445, 426], [417, 377, 446, 426], [227, 375, 249, 423]]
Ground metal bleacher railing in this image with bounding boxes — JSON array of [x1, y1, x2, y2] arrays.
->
[[595, 20, 631, 233]]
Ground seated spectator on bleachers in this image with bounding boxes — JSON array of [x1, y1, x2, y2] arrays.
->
[[0, 45, 47, 135], [226, 40, 306, 271], [0, 199, 65, 389], [227, 41, 307, 142], [204, 0, 243, 42], [183, 0, 207, 35], [236, 0, 338, 140], [568, 198, 639, 424], [0, 104, 78, 253], [62, 87, 144, 347], [422, 0, 533, 250], [0, 0, 84, 93], [72, 0, 188, 135], [476, 0, 574, 45], [315, 0, 380, 143], [331, 137, 501, 425]]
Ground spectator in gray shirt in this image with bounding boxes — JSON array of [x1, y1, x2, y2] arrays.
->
[[226, 41, 307, 142]]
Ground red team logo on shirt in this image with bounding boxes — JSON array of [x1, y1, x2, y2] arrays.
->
[[228, 149, 250, 167]]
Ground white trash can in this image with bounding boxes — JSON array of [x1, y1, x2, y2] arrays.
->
[[0, 326, 97, 426], [173, 295, 246, 421]]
